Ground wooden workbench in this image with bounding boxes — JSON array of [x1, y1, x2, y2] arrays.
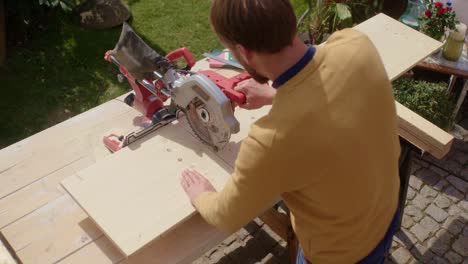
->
[[0, 14, 455, 264]]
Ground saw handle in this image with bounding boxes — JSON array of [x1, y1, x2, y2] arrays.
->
[[223, 82, 248, 105], [198, 70, 250, 105], [166, 48, 196, 70]]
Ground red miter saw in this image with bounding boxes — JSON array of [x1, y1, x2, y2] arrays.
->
[[103, 23, 250, 152]]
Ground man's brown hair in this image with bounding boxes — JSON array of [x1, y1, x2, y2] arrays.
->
[[210, 0, 297, 53]]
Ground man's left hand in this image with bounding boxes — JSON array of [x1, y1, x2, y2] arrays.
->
[[180, 169, 216, 205]]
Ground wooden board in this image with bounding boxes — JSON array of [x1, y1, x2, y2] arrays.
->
[[354, 13, 442, 81], [61, 107, 269, 257], [354, 13, 453, 159]]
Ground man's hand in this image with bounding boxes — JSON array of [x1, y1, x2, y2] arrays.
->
[[234, 79, 276, 110], [180, 169, 216, 205]]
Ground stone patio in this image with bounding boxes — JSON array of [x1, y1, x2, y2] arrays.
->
[[194, 102, 468, 263]]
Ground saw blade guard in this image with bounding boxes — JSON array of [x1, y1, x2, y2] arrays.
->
[[110, 23, 171, 80], [172, 74, 240, 150]]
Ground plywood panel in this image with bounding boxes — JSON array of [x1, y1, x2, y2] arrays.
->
[[58, 214, 227, 264], [354, 13, 442, 81], [62, 119, 236, 256]]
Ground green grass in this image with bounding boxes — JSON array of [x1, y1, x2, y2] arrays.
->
[[0, 0, 307, 148]]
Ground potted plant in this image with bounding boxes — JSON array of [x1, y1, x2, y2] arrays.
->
[[419, 1, 458, 41]]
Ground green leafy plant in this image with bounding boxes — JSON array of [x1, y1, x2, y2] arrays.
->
[[419, 1, 458, 40], [299, 0, 383, 44], [39, 0, 76, 12], [393, 78, 455, 131]]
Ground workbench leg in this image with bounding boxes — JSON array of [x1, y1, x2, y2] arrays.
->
[[452, 79, 468, 120], [396, 137, 414, 231]]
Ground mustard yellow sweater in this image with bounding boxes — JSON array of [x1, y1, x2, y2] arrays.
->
[[194, 29, 400, 263]]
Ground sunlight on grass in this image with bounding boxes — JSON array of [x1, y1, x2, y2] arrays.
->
[[0, 0, 308, 148]]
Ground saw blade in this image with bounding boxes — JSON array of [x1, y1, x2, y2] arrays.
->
[[185, 98, 229, 151]]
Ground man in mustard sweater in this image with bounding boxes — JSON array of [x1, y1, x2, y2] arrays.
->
[[180, 0, 401, 263]]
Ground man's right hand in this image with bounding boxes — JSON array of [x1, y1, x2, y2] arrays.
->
[[234, 79, 276, 110]]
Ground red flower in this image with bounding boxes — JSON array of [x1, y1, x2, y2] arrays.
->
[[435, 2, 443, 9], [447, 7, 452, 12], [425, 10, 432, 17], [438, 7, 446, 16]]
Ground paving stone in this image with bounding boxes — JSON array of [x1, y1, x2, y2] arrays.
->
[[458, 200, 468, 213], [410, 223, 432, 242], [394, 229, 418, 251], [429, 165, 450, 177], [411, 243, 434, 263], [413, 157, 429, 167], [427, 230, 452, 256], [405, 205, 424, 221], [271, 244, 286, 258], [444, 251, 463, 264], [223, 240, 243, 256], [446, 176, 468, 193], [244, 221, 261, 235], [391, 247, 412, 264], [254, 217, 265, 227], [418, 168, 441, 186], [402, 214, 415, 229], [391, 240, 400, 250], [445, 186, 465, 201], [434, 194, 452, 209], [452, 235, 468, 257], [446, 160, 464, 175], [420, 216, 439, 234], [432, 256, 449, 264], [434, 179, 449, 191], [453, 151, 468, 165], [411, 163, 422, 174], [193, 256, 210, 264], [421, 185, 439, 198], [412, 195, 431, 210], [261, 224, 283, 244], [222, 234, 239, 246], [426, 204, 449, 223], [208, 249, 228, 264], [442, 217, 465, 236], [406, 187, 417, 200], [448, 205, 463, 216], [254, 227, 279, 251], [260, 253, 278, 264], [409, 176, 424, 190], [461, 212, 468, 224], [461, 168, 468, 181]]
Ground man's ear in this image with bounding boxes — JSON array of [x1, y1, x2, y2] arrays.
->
[[235, 44, 252, 63]]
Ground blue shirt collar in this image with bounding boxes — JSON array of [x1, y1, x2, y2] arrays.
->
[[272, 45, 316, 89]]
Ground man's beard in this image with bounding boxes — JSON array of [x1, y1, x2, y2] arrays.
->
[[230, 49, 269, 84], [243, 63, 269, 84]]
